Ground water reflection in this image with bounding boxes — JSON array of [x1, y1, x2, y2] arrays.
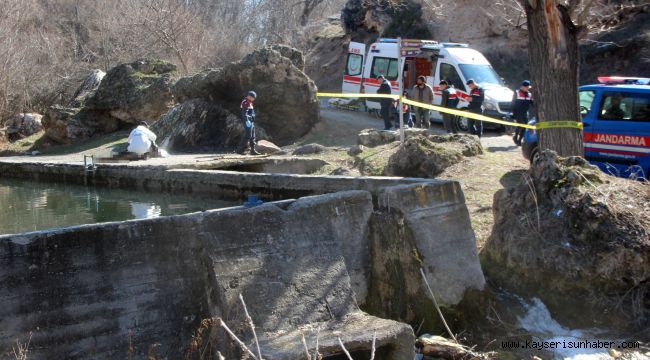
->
[[130, 202, 162, 219], [0, 178, 237, 235]]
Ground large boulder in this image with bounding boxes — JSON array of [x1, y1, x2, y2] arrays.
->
[[3, 113, 43, 141], [173, 47, 319, 145], [42, 106, 119, 144], [42, 60, 176, 144], [84, 59, 176, 124], [384, 134, 482, 177], [152, 99, 267, 152], [482, 151, 650, 328], [69, 69, 105, 107]]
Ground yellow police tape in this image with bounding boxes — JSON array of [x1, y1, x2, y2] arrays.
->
[[318, 92, 583, 130]]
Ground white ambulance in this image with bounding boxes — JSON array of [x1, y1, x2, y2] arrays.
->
[[342, 38, 514, 130]]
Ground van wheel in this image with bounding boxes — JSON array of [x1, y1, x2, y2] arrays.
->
[[529, 146, 540, 164]]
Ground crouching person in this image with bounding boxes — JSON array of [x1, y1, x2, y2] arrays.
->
[[127, 121, 158, 158], [237, 91, 260, 155]]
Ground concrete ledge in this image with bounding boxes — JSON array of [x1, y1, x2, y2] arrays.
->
[[0, 160, 443, 201]]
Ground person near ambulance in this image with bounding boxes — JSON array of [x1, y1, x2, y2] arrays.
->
[[395, 90, 414, 128], [511, 80, 533, 146], [439, 80, 459, 134], [237, 91, 261, 155], [127, 121, 158, 157], [466, 79, 485, 138], [376, 75, 394, 131], [412, 76, 434, 128]]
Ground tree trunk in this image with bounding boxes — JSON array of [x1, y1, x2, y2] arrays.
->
[[524, 0, 583, 157]]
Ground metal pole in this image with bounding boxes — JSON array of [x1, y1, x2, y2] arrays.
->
[[397, 38, 405, 143]]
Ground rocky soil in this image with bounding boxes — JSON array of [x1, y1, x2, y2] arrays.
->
[[482, 151, 650, 330]]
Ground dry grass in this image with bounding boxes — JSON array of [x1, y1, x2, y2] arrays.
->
[[437, 149, 528, 249]]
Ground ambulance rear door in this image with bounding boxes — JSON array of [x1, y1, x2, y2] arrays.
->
[[342, 42, 366, 94]]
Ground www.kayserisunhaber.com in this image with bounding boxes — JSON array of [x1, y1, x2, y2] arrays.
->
[[501, 340, 641, 350]]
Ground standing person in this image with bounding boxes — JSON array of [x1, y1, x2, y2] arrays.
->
[[127, 121, 158, 157], [376, 75, 393, 131], [237, 91, 260, 155], [511, 80, 534, 145], [395, 90, 413, 128], [412, 76, 434, 128], [466, 79, 485, 138], [439, 80, 459, 134]]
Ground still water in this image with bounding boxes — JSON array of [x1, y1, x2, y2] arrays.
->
[[0, 178, 238, 235]]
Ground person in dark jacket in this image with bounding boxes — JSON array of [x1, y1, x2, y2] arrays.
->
[[237, 91, 260, 155], [511, 80, 533, 145], [376, 75, 393, 130], [466, 79, 484, 138], [439, 80, 459, 134], [412, 75, 434, 128]]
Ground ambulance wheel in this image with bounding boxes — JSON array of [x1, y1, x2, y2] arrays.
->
[[457, 116, 469, 132]]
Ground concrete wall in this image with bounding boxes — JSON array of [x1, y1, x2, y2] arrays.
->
[[0, 192, 415, 359], [0, 160, 486, 358]]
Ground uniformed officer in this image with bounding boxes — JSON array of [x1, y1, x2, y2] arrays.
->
[[439, 80, 459, 134], [466, 79, 484, 138], [376, 75, 394, 130], [237, 91, 261, 155], [511, 80, 533, 146]]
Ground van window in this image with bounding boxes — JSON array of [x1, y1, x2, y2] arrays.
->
[[439, 63, 465, 91], [579, 90, 595, 117], [371, 57, 399, 80], [458, 64, 502, 86], [345, 53, 363, 76], [598, 92, 650, 122]]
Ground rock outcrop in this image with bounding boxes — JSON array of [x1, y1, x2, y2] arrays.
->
[[342, 0, 431, 43], [173, 47, 319, 146], [69, 69, 105, 107], [292, 143, 326, 155], [357, 128, 429, 147], [84, 59, 176, 124], [384, 134, 482, 178], [3, 113, 43, 141], [482, 151, 650, 329], [42, 60, 176, 144]]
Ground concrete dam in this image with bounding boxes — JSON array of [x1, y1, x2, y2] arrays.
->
[[0, 160, 485, 359]]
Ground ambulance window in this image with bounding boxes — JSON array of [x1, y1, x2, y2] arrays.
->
[[371, 57, 399, 80], [345, 53, 363, 76], [579, 90, 595, 117], [439, 63, 465, 92]]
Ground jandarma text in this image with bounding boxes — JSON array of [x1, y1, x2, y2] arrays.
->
[[500, 340, 641, 350]]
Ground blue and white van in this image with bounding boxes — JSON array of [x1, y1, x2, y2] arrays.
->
[[522, 76, 650, 180]]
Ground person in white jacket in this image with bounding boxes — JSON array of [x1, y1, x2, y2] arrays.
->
[[127, 122, 158, 156]]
